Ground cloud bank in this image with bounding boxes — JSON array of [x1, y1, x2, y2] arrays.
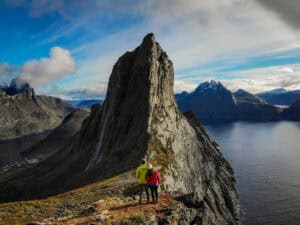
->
[[19, 47, 76, 88], [3, 0, 300, 98], [221, 64, 300, 93], [256, 0, 300, 30]]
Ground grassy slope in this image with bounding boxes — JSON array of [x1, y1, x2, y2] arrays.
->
[[0, 172, 178, 225], [0, 173, 133, 225]]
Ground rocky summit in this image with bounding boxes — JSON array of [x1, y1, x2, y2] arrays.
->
[[0, 34, 239, 225]]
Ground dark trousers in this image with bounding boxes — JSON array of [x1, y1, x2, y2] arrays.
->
[[149, 185, 158, 203], [139, 184, 149, 204]]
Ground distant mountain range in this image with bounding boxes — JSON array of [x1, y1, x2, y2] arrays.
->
[[257, 88, 300, 106], [176, 81, 281, 123], [66, 99, 103, 109]]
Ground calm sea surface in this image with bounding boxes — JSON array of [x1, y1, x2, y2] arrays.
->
[[206, 121, 300, 225]]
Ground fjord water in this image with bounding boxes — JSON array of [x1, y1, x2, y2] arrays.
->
[[206, 121, 300, 225]]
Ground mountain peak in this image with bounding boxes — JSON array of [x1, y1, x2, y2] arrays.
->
[[194, 80, 229, 94], [1, 78, 35, 98], [86, 32, 175, 170], [142, 32, 155, 44]]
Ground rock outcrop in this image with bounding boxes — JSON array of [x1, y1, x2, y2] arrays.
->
[[0, 34, 239, 225], [1, 78, 35, 98]]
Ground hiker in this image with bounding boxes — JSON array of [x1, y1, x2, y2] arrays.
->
[[146, 163, 160, 203], [135, 159, 149, 204]]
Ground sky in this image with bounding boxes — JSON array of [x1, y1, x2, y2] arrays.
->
[[0, 0, 300, 99]]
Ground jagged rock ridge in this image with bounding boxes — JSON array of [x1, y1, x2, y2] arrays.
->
[[0, 80, 76, 140], [0, 78, 35, 98], [0, 34, 239, 225]]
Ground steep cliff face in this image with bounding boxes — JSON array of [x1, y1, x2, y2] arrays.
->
[[0, 34, 239, 225]]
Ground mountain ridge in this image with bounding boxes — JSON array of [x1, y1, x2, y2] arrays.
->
[[176, 81, 281, 123], [0, 80, 76, 140], [257, 88, 300, 106]]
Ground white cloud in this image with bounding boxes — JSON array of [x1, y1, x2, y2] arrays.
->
[[174, 79, 197, 93], [220, 64, 300, 93], [255, 0, 300, 30], [39, 82, 107, 100], [69, 0, 300, 84], [20, 47, 76, 88]]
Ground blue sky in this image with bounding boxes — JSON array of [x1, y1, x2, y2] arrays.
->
[[1, 0, 300, 99]]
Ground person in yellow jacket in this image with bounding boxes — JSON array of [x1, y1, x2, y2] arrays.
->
[[136, 159, 149, 204]]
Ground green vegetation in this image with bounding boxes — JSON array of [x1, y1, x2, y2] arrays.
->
[[127, 215, 145, 224], [0, 172, 133, 225]]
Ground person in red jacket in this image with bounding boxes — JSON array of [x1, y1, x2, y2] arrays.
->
[[146, 163, 160, 203]]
